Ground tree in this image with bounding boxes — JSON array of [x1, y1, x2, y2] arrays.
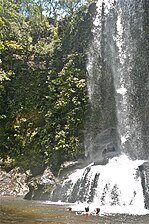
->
[[0, 0, 94, 175]]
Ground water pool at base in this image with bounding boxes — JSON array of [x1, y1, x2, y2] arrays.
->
[[1, 196, 149, 224]]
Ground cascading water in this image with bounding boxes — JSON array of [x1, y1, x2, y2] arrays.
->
[[50, 0, 149, 214], [112, 0, 148, 160], [51, 155, 146, 214], [86, 0, 149, 161]]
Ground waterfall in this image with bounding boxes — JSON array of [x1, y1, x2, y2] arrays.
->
[[51, 155, 146, 214], [86, 0, 148, 161], [112, 0, 147, 160], [50, 0, 149, 213]]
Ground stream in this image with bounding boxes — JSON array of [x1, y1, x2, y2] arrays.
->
[[1, 196, 149, 224]]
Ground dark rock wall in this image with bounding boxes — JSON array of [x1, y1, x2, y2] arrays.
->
[[85, 0, 149, 162], [139, 163, 149, 209]]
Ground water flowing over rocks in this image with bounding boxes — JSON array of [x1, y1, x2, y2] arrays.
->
[[49, 156, 146, 207], [1, 159, 149, 209], [23, 0, 149, 209], [85, 0, 149, 162], [43, 0, 149, 212], [1, 1, 149, 214], [23, 161, 88, 201]]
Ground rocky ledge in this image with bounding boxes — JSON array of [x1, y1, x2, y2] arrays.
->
[[1, 160, 149, 208], [0, 160, 83, 200], [0, 167, 29, 196], [0, 166, 58, 200]]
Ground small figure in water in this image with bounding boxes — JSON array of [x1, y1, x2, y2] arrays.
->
[[81, 206, 90, 216], [85, 206, 89, 212], [82, 207, 100, 216], [95, 207, 100, 215], [68, 206, 100, 216], [68, 207, 72, 211]]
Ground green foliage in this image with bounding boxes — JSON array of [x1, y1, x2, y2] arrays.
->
[[0, 0, 94, 175], [0, 17, 5, 50], [43, 54, 88, 173]]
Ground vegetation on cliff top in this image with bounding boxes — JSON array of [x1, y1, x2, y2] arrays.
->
[[0, 0, 95, 175]]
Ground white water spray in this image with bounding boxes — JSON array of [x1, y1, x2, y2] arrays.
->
[[60, 155, 147, 215], [50, 0, 149, 214]]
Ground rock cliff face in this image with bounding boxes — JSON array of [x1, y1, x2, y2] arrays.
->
[[0, 165, 57, 200], [24, 167, 57, 200], [0, 167, 29, 196], [1, 1, 149, 209], [139, 163, 149, 209], [85, 0, 149, 162], [45, 0, 149, 207]]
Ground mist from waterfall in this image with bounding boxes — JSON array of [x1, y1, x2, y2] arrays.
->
[[84, 0, 148, 212], [50, 155, 147, 214], [86, 0, 148, 160], [50, 0, 149, 214], [112, 0, 145, 159]]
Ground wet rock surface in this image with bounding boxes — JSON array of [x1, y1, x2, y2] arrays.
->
[[0, 165, 57, 200], [24, 167, 57, 200], [0, 167, 29, 196], [0, 162, 82, 201], [139, 162, 149, 209]]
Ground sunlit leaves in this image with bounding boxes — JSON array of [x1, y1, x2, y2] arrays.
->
[[0, 0, 92, 174], [5, 40, 23, 49]]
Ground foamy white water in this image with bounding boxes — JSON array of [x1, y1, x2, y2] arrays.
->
[[49, 0, 149, 215], [56, 155, 148, 215]]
